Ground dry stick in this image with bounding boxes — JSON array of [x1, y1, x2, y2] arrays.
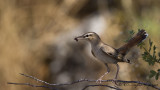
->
[[8, 82, 120, 90], [82, 84, 122, 90], [18, 73, 96, 86], [8, 73, 160, 90], [7, 82, 58, 90]]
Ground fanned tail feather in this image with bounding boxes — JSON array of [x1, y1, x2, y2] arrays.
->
[[117, 29, 148, 56]]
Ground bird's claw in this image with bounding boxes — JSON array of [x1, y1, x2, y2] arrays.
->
[[96, 78, 103, 83], [112, 79, 119, 86]]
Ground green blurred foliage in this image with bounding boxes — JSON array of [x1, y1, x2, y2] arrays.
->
[[141, 39, 160, 80], [127, 30, 160, 80]]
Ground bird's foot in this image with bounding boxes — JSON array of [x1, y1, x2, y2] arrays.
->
[[96, 78, 103, 83], [112, 79, 119, 86], [96, 71, 109, 84]]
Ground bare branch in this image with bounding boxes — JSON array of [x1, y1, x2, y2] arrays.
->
[[82, 84, 122, 90], [7, 82, 58, 90], [8, 73, 160, 90]]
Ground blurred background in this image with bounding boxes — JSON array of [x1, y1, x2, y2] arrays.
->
[[0, 0, 160, 90]]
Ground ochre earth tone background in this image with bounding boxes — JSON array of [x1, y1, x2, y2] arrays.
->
[[0, 0, 160, 90]]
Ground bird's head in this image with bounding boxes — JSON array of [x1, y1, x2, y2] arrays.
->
[[74, 32, 100, 44]]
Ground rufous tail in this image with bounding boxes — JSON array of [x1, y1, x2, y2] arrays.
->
[[117, 29, 148, 56]]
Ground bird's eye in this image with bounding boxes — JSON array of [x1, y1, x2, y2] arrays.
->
[[85, 35, 89, 37]]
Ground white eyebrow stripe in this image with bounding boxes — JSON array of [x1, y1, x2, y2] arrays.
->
[[87, 33, 93, 35]]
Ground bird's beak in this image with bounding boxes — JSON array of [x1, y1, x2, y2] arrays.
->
[[74, 35, 85, 42]]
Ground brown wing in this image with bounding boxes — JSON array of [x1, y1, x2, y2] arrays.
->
[[117, 29, 148, 56], [91, 50, 96, 57], [100, 46, 124, 62], [100, 47, 116, 58]]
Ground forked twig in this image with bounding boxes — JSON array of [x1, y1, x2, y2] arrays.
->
[[8, 73, 160, 90]]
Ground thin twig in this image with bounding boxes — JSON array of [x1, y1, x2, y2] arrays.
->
[[82, 84, 122, 90], [19, 73, 96, 86], [7, 82, 58, 90], [8, 73, 160, 90], [8, 82, 121, 90]]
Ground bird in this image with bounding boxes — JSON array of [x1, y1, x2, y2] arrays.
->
[[74, 29, 148, 83]]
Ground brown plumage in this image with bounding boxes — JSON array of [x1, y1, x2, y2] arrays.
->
[[74, 29, 148, 83], [117, 29, 148, 57]]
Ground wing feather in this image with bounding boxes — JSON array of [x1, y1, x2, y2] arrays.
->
[[100, 46, 123, 62]]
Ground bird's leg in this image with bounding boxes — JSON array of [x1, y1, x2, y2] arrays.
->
[[112, 63, 119, 85], [115, 63, 119, 80], [96, 63, 110, 83]]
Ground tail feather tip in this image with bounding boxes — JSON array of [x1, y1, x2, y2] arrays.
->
[[143, 31, 148, 40], [145, 33, 148, 37]]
